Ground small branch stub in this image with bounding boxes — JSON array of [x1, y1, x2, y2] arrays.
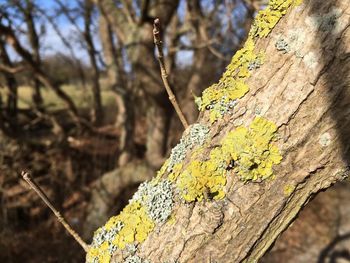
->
[[21, 171, 89, 252], [153, 18, 189, 129]]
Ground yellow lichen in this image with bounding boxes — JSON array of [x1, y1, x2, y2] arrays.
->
[[111, 202, 154, 248], [284, 184, 296, 196], [87, 201, 154, 263], [155, 159, 170, 181], [88, 1, 302, 259], [222, 117, 282, 181], [168, 117, 282, 201], [87, 242, 111, 263], [249, 0, 303, 38], [168, 163, 183, 181], [176, 159, 226, 202], [200, 37, 260, 123], [199, 0, 302, 123], [167, 214, 176, 225]]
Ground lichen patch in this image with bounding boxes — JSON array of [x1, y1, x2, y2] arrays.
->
[[169, 117, 282, 201], [250, 0, 303, 38], [197, 0, 302, 123], [198, 37, 262, 123], [87, 202, 155, 263], [305, 7, 342, 33], [167, 124, 210, 171], [131, 179, 174, 224], [221, 116, 282, 181], [319, 132, 332, 147]]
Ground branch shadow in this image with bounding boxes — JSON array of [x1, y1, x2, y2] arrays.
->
[[307, 0, 350, 167], [307, 0, 350, 261], [317, 233, 350, 263]]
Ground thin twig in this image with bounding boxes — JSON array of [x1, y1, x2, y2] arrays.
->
[[153, 18, 189, 129], [21, 171, 89, 252]]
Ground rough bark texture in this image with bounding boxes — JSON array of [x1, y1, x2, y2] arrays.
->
[[88, 0, 350, 262]]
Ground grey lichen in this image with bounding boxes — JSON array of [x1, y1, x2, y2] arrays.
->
[[91, 221, 124, 248], [275, 38, 290, 53], [90, 221, 124, 257], [248, 58, 263, 71], [303, 51, 319, 69], [131, 179, 174, 224], [319, 132, 331, 147], [125, 244, 138, 255], [275, 29, 306, 58], [212, 96, 237, 116], [124, 255, 151, 263], [167, 123, 209, 171]]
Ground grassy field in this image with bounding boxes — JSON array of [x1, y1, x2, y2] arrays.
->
[[0, 84, 118, 123], [4, 85, 116, 110]]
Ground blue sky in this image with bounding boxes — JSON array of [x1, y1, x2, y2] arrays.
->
[[3, 0, 251, 67]]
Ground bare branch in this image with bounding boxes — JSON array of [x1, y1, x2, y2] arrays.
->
[[153, 18, 189, 129], [21, 171, 89, 252], [0, 63, 25, 74]]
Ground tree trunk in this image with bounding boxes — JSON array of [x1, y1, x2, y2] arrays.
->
[[83, 0, 104, 126], [86, 0, 350, 262], [0, 38, 18, 121], [98, 8, 135, 166], [23, 0, 44, 108], [96, 0, 179, 168]]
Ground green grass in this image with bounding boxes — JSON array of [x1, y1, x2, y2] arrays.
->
[[11, 85, 115, 110], [1, 84, 118, 123]]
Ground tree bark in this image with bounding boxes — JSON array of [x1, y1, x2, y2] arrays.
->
[[88, 0, 350, 262]]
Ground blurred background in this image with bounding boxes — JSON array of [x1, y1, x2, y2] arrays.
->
[[0, 0, 349, 262]]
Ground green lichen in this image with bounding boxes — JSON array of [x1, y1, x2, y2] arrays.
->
[[222, 117, 282, 181], [87, 201, 155, 263]]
